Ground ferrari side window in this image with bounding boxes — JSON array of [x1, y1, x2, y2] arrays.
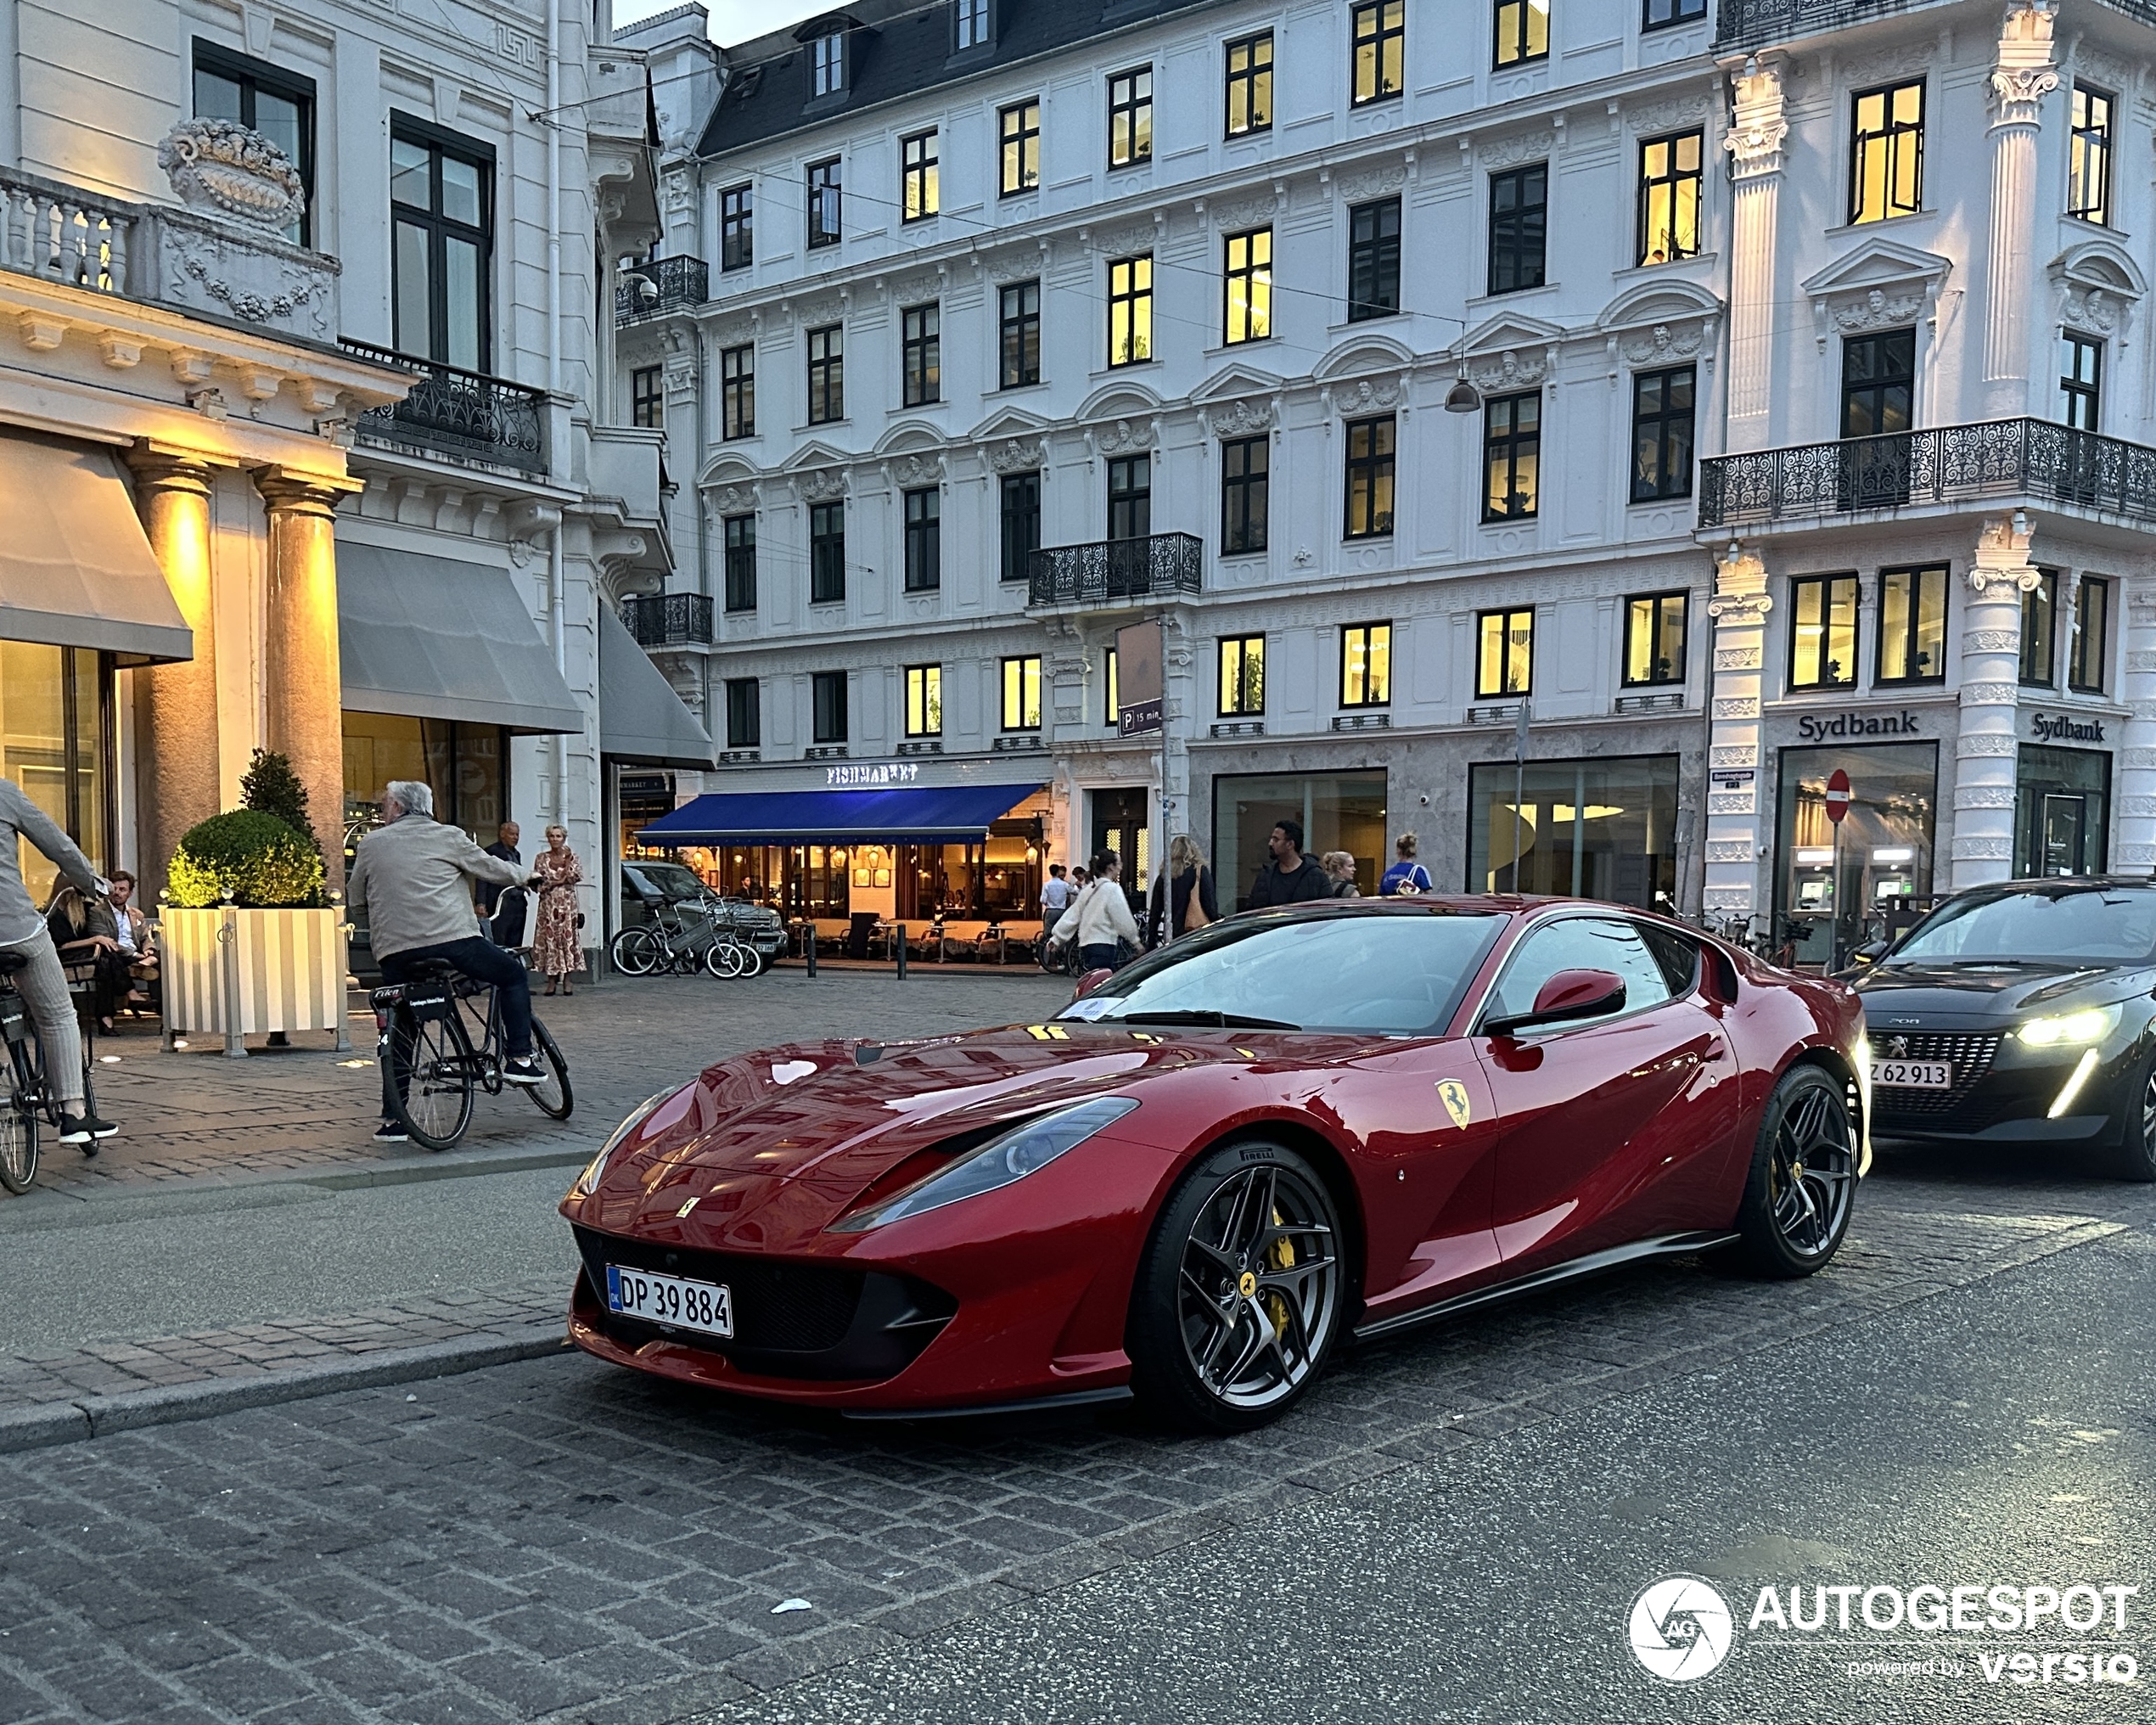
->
[[1637, 925, 1702, 996], [1485, 918, 1672, 1029]]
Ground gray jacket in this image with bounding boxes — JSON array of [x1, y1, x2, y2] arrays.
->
[[0, 779, 102, 949], [347, 814, 528, 960]]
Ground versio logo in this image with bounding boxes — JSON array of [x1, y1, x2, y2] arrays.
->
[[1630, 1576, 1736, 1683]]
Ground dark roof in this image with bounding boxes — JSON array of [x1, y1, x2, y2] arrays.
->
[[699, 0, 1239, 158]]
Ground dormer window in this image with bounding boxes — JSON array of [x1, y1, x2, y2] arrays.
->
[[812, 30, 845, 97], [955, 0, 991, 52]]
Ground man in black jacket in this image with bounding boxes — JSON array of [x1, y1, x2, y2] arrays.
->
[[1245, 819, 1333, 908]]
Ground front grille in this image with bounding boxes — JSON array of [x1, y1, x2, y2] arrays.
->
[[1871, 1032, 2004, 1121], [571, 1225, 954, 1381]]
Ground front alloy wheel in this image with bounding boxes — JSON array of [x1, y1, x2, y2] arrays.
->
[[1726, 1064, 1857, 1278], [1130, 1142, 1344, 1430]]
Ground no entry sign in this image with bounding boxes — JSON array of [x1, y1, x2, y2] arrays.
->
[[1825, 768, 1851, 824]]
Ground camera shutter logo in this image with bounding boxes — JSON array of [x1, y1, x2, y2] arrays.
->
[[1629, 1576, 1735, 1683]]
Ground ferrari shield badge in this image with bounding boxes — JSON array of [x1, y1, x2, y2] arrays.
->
[[1435, 1079, 1473, 1129]]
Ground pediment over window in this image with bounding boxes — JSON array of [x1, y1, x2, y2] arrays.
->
[[874, 419, 943, 456], [1596, 278, 1722, 333], [967, 404, 1053, 445], [1313, 332, 1417, 380], [1075, 381, 1163, 421], [1800, 238, 1951, 350], [1455, 312, 1564, 357], [2050, 239, 2146, 340], [779, 440, 852, 474], [1191, 361, 1287, 402], [698, 456, 761, 514]]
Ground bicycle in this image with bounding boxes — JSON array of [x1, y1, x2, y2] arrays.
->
[[372, 958, 573, 1152], [0, 947, 103, 1194], [610, 896, 714, 977]]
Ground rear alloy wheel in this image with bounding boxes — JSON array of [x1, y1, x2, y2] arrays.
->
[[2096, 1057, 2156, 1182], [1129, 1141, 1344, 1431], [1725, 1065, 1858, 1278]]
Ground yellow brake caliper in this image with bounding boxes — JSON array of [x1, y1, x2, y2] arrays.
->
[[1262, 1207, 1295, 1341]]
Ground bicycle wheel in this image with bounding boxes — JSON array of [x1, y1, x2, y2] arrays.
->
[[388, 1009, 474, 1151], [0, 1065, 36, 1194], [704, 940, 746, 979], [614, 926, 661, 976], [523, 1017, 574, 1121]]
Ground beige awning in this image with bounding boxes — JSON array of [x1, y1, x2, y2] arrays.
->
[[598, 602, 716, 769], [337, 541, 584, 734], [0, 432, 191, 663]]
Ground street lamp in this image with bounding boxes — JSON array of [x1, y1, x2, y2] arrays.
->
[[1443, 371, 1482, 413]]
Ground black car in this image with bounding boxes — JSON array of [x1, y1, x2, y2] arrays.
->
[[1851, 877, 2156, 1180]]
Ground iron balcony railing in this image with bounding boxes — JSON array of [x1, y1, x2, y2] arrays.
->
[[1717, 0, 2156, 51], [1698, 419, 2156, 531], [615, 255, 708, 323], [1026, 531, 1203, 608], [624, 592, 714, 647], [339, 339, 547, 472]]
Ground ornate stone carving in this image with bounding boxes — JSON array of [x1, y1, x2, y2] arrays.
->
[[1710, 745, 1759, 769], [1843, 42, 1937, 90], [1959, 681, 2022, 705], [1990, 0, 2058, 125], [1626, 93, 1710, 135], [1479, 132, 1554, 170], [710, 313, 755, 346], [2060, 285, 2121, 336], [2073, 45, 2136, 93], [985, 435, 1045, 473], [791, 292, 842, 327], [1951, 836, 2013, 860], [1705, 838, 1755, 862], [1620, 322, 1704, 363], [793, 468, 847, 503], [1467, 350, 1541, 391], [1963, 628, 2019, 654], [1957, 733, 2018, 756], [1335, 163, 1405, 204], [158, 217, 339, 338], [1955, 784, 2017, 809], [1095, 418, 1154, 456], [1211, 398, 1273, 437], [1833, 288, 1925, 334], [157, 119, 306, 229], [888, 271, 940, 306], [1097, 220, 1156, 257], [1337, 375, 1403, 412], [1724, 60, 1787, 179], [1212, 190, 1278, 230], [893, 452, 943, 488], [712, 483, 754, 514], [1714, 644, 1763, 671], [1707, 592, 1772, 624], [1713, 696, 1761, 719]]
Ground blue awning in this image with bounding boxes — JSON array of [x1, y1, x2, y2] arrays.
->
[[638, 783, 1045, 846]]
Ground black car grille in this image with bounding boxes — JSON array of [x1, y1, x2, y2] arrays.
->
[[571, 1225, 955, 1381], [1871, 1032, 2004, 1121]]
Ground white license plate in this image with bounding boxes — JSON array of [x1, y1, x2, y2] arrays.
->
[[1872, 1059, 1951, 1089], [606, 1265, 733, 1337]]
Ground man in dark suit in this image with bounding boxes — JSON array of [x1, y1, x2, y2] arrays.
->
[[480, 822, 527, 945]]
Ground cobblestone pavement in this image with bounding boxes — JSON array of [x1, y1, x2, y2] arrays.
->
[[0, 1164, 2147, 1724], [26, 969, 1069, 1195]]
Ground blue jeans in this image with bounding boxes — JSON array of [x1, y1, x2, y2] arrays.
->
[[1080, 942, 1122, 974], [380, 937, 533, 1059]]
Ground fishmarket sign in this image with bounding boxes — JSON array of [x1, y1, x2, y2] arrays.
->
[[1794, 709, 1923, 742], [2030, 711, 2107, 745], [827, 762, 922, 787]]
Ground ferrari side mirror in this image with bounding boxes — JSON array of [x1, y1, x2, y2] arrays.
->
[[1481, 967, 1627, 1037], [1073, 967, 1115, 999]]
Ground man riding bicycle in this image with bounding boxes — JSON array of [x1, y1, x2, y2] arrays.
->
[[346, 780, 543, 1143], [0, 778, 115, 1147]]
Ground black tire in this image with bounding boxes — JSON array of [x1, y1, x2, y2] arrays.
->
[[524, 1017, 574, 1121], [2097, 1054, 2156, 1182], [387, 1011, 474, 1152], [1722, 1064, 1858, 1278], [1127, 1140, 1345, 1432], [610, 927, 658, 977], [0, 1092, 36, 1195]]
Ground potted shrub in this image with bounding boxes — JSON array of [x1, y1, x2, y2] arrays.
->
[[159, 755, 348, 1054]]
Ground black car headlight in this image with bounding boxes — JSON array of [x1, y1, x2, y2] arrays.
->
[[574, 1090, 673, 1197], [2015, 1004, 2123, 1048], [829, 1097, 1140, 1233]]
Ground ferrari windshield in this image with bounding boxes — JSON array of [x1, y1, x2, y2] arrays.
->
[[1055, 910, 1504, 1035], [1890, 887, 2156, 965]]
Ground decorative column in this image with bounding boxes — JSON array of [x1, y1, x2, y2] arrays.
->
[[2117, 576, 2156, 875], [1983, 2, 2058, 395], [1955, 515, 2038, 889], [1723, 58, 1788, 447], [254, 466, 364, 888], [127, 447, 222, 900], [1703, 543, 1771, 923]]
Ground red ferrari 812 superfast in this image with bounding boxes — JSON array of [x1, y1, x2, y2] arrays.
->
[[561, 897, 1868, 1430]]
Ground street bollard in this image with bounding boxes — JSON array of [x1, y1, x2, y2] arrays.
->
[[805, 926, 818, 977], [895, 924, 907, 980]]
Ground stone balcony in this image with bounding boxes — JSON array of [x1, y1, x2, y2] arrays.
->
[[1025, 531, 1203, 610], [1697, 419, 2156, 537]]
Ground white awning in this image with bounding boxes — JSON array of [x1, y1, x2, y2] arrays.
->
[[0, 432, 191, 663], [337, 542, 584, 734], [598, 602, 716, 769]]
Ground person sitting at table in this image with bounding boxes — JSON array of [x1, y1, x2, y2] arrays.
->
[[45, 880, 131, 1032], [107, 870, 157, 1014]]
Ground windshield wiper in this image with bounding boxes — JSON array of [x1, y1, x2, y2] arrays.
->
[[1114, 1009, 1303, 1030]]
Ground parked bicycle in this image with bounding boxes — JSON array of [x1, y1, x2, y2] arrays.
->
[[372, 958, 572, 1152], [0, 947, 101, 1194], [610, 895, 762, 978]]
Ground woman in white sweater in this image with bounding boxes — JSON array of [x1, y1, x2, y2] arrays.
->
[[1054, 851, 1142, 972]]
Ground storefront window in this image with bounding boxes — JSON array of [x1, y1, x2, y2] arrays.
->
[[1467, 754, 1678, 910], [1, 643, 108, 906], [1213, 771, 1386, 905], [341, 712, 507, 846], [1775, 742, 1937, 969], [2015, 745, 2109, 878]]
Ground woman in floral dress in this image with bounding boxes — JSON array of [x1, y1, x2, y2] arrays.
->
[[531, 825, 586, 996]]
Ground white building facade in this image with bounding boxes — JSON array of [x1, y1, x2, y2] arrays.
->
[[619, 0, 2156, 960], [0, 0, 711, 949]]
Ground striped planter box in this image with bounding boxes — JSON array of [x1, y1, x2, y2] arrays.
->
[[160, 907, 347, 1037]]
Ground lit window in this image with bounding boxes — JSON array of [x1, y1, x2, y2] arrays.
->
[[1109, 67, 1153, 168], [904, 665, 942, 737], [1631, 367, 1694, 502], [1788, 574, 1859, 690], [1352, 1, 1405, 104], [1002, 656, 1042, 731], [1493, 1, 1547, 70], [1225, 31, 1273, 138], [1000, 100, 1040, 195], [1483, 392, 1539, 521], [2069, 85, 2112, 224], [1622, 593, 1687, 687], [1223, 227, 1272, 345], [1877, 565, 1947, 684], [901, 130, 939, 222], [1637, 130, 1703, 265], [1344, 416, 1395, 538], [1108, 255, 1152, 367], [1475, 609, 1534, 698], [1850, 80, 1924, 225], [1341, 623, 1391, 707], [2070, 576, 2110, 694], [1219, 635, 1266, 716]]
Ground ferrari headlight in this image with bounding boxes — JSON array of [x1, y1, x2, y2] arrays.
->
[[829, 1097, 1139, 1233], [2016, 1004, 2121, 1048], [574, 1090, 671, 1197]]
